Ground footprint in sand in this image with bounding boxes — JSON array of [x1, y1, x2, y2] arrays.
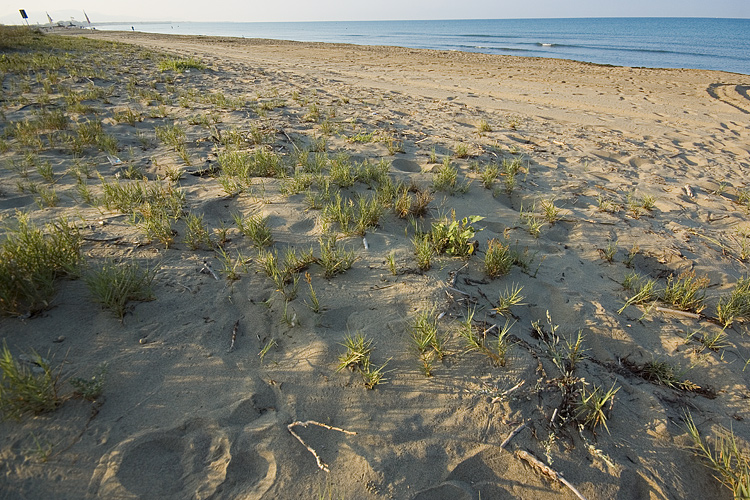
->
[[88, 392, 278, 499]]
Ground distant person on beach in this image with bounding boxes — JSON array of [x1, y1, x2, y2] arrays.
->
[[131, 26, 134, 31]]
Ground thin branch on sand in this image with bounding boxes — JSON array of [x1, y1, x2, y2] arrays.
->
[[229, 319, 239, 352], [499, 422, 526, 449], [287, 420, 357, 472], [202, 260, 219, 280]]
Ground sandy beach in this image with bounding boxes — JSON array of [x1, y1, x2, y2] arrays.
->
[[1, 28, 750, 499]]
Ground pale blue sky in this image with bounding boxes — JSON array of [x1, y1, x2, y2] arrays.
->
[[2, 0, 749, 24]]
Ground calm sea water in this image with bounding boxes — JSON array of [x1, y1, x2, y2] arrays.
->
[[96, 18, 750, 75]]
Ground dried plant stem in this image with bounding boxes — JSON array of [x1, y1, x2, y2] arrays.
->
[[515, 449, 588, 500], [229, 320, 239, 352], [287, 420, 357, 472], [500, 422, 527, 449]]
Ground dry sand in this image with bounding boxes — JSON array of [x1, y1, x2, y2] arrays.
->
[[2, 29, 750, 499]]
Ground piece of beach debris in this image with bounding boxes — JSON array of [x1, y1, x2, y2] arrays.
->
[[187, 161, 219, 177], [229, 320, 239, 352], [684, 184, 695, 198], [515, 449, 588, 500], [362, 237, 369, 250], [201, 260, 219, 280], [287, 420, 357, 472], [654, 306, 701, 319], [499, 422, 527, 448], [106, 154, 123, 166], [491, 380, 525, 405]]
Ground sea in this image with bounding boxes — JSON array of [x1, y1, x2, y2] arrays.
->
[[95, 18, 750, 75]]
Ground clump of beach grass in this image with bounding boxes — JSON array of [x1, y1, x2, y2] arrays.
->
[[717, 277, 750, 328], [433, 157, 467, 194], [685, 413, 750, 499], [0, 214, 81, 316], [336, 333, 388, 389], [410, 306, 446, 376], [484, 238, 513, 278], [575, 383, 619, 434], [85, 259, 156, 320], [495, 283, 525, 317], [662, 270, 709, 313], [459, 308, 515, 367], [233, 212, 273, 248], [318, 234, 356, 278], [0, 342, 62, 420], [158, 57, 207, 73]]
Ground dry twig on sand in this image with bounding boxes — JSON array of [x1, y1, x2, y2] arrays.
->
[[229, 320, 239, 351], [287, 420, 357, 472], [499, 422, 527, 449]]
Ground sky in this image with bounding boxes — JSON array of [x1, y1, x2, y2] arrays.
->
[[2, 0, 749, 25]]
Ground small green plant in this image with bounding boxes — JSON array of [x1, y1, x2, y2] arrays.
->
[[459, 309, 514, 367], [575, 383, 619, 434], [135, 202, 175, 248], [519, 203, 543, 237], [626, 191, 655, 218], [318, 234, 356, 278], [69, 363, 107, 401], [642, 194, 656, 211], [540, 197, 562, 224], [386, 252, 398, 275], [495, 283, 525, 316], [484, 238, 513, 278], [662, 270, 708, 313], [258, 339, 277, 363], [624, 245, 639, 268], [329, 154, 356, 188], [433, 158, 466, 193], [618, 272, 659, 314], [601, 240, 618, 263], [183, 212, 212, 250], [386, 137, 405, 155], [477, 119, 492, 134], [336, 333, 388, 389], [84, 259, 156, 320], [215, 247, 247, 281], [233, 212, 273, 248], [0, 342, 62, 420], [454, 142, 470, 158], [159, 57, 206, 72], [0, 214, 81, 316], [596, 194, 618, 213], [717, 277, 750, 328], [689, 328, 730, 353], [685, 413, 750, 499], [480, 163, 499, 189], [304, 272, 322, 313], [411, 307, 445, 376], [413, 233, 432, 271], [429, 212, 483, 258]]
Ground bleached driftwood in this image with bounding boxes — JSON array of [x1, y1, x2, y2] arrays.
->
[[202, 261, 219, 280], [654, 306, 701, 319], [287, 420, 357, 472]]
